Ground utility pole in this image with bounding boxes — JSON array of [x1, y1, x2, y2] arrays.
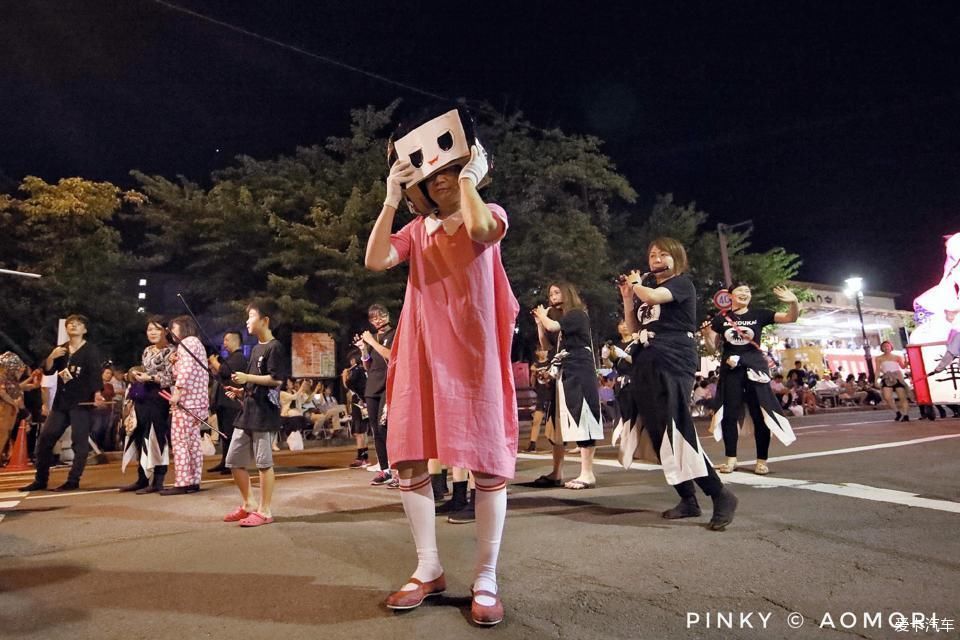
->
[[716, 221, 753, 288]]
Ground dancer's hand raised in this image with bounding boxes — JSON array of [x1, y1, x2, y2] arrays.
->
[[773, 286, 798, 303]]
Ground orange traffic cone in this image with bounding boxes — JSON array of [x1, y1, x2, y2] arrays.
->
[[5, 419, 33, 472]]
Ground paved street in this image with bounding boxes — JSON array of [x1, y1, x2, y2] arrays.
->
[[1, 409, 958, 640]]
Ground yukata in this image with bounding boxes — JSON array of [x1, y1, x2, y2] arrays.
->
[[170, 336, 207, 486]]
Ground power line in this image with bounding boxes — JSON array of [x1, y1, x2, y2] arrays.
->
[[149, 0, 591, 142], [149, 0, 449, 103]]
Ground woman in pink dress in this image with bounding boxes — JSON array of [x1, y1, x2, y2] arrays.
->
[[365, 107, 518, 627]]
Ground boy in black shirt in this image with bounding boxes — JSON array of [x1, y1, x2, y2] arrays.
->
[[222, 301, 287, 527], [21, 314, 102, 492]]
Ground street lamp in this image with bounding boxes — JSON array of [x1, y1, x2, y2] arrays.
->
[[844, 276, 875, 382]]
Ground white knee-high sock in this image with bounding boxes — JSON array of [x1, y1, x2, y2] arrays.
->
[[473, 475, 508, 605], [399, 471, 442, 590]]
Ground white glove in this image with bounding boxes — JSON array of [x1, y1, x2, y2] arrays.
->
[[638, 330, 650, 346], [384, 159, 415, 209], [614, 346, 629, 360], [726, 355, 741, 368], [458, 141, 488, 186]]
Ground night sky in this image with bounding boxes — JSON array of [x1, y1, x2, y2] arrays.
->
[[2, 1, 958, 306]]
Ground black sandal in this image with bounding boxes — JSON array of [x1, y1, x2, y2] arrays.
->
[[532, 474, 563, 488]]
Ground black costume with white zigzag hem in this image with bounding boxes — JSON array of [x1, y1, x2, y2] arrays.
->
[[614, 274, 723, 496], [709, 308, 796, 458]]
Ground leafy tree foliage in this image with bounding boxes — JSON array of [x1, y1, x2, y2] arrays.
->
[[3, 106, 802, 369], [0, 177, 144, 362]]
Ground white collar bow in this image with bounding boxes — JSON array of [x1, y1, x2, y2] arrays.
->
[[424, 211, 463, 236]]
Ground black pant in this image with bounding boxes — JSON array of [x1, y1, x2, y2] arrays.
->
[[91, 409, 115, 451], [720, 369, 771, 459], [366, 395, 388, 471], [215, 405, 239, 467], [34, 406, 93, 485], [674, 469, 723, 500]]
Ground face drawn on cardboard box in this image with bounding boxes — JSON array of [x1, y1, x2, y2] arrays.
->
[[392, 109, 470, 188]]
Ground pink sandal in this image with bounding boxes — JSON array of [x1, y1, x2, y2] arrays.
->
[[223, 507, 250, 522], [238, 512, 274, 527]]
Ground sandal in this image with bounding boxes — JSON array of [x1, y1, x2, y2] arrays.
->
[[238, 512, 274, 527], [754, 461, 770, 475], [715, 457, 737, 474], [532, 474, 563, 488], [223, 506, 250, 522], [564, 479, 595, 490]]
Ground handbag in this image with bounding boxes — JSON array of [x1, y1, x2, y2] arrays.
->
[[121, 387, 138, 433], [122, 402, 137, 434]]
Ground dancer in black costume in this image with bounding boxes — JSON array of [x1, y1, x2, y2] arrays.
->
[[613, 237, 738, 530], [704, 283, 799, 475]]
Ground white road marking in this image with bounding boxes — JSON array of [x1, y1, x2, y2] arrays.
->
[[742, 433, 960, 465], [793, 429, 853, 435], [721, 473, 960, 514], [0, 491, 28, 518], [519, 432, 960, 514], [784, 418, 918, 431]]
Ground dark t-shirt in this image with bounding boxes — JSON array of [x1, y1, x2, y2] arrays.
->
[[786, 368, 807, 388], [558, 309, 591, 351], [215, 349, 247, 409], [712, 308, 776, 370], [613, 339, 633, 376], [712, 308, 776, 352], [235, 339, 287, 432], [344, 364, 367, 397], [44, 342, 103, 411], [636, 275, 698, 376], [364, 327, 395, 399], [637, 275, 696, 335], [542, 307, 562, 356]]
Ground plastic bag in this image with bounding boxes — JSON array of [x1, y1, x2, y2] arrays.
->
[[200, 433, 216, 457], [286, 430, 304, 452]]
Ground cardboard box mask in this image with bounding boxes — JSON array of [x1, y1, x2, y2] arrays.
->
[[392, 109, 472, 188]]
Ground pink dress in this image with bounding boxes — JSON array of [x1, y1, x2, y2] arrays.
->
[[385, 204, 520, 478]]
